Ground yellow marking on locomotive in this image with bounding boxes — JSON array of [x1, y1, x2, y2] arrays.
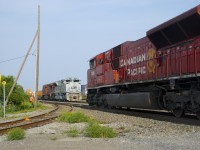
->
[[147, 48, 156, 73]]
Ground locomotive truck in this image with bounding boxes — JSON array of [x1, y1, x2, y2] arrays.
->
[[87, 5, 200, 119], [42, 77, 81, 101]]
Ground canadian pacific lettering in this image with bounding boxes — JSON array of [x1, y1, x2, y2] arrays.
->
[[120, 53, 146, 76], [120, 53, 146, 67], [127, 67, 146, 76]]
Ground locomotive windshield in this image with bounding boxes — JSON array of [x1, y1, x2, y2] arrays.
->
[[74, 79, 80, 82], [65, 79, 72, 82]]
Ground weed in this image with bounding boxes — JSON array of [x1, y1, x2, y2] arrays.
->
[[7, 127, 25, 141], [65, 127, 79, 137], [85, 122, 117, 138], [58, 111, 91, 123]]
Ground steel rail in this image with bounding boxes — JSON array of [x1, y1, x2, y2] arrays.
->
[[0, 105, 60, 135]]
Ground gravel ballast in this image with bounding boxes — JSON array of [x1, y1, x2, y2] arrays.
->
[[0, 105, 200, 150]]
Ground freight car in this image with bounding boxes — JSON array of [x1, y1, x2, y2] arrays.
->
[[87, 5, 200, 119], [42, 77, 81, 101]]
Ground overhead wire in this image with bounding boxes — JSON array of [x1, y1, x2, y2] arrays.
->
[[0, 52, 36, 64]]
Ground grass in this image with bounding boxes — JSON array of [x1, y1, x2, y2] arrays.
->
[[65, 127, 79, 137], [85, 122, 117, 138], [7, 127, 25, 141], [0, 111, 3, 118], [0, 102, 49, 119], [58, 111, 117, 138], [58, 111, 91, 123], [5, 102, 48, 115], [64, 122, 117, 138]]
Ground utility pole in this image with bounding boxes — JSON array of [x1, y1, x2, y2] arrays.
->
[[5, 31, 38, 105], [6, 1, 40, 107], [34, 2, 40, 108], [2, 81, 6, 118]]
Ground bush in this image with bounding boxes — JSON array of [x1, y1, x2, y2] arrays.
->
[[58, 112, 90, 123], [0, 109, 3, 117], [85, 122, 117, 138], [7, 127, 25, 140], [20, 101, 33, 110], [0, 75, 29, 108], [6, 104, 20, 112], [65, 127, 79, 137]]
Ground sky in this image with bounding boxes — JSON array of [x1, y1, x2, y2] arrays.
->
[[0, 0, 199, 91]]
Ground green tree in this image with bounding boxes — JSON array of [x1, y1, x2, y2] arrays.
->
[[0, 75, 29, 108]]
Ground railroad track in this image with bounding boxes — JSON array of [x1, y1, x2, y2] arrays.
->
[[41, 100, 88, 108], [94, 107, 200, 126], [41, 100, 200, 126], [0, 104, 61, 135]]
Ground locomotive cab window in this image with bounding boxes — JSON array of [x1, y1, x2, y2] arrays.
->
[[89, 59, 96, 69], [74, 79, 80, 82], [65, 79, 72, 83], [97, 58, 103, 65]]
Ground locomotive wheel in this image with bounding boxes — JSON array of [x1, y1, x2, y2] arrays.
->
[[172, 108, 184, 118], [196, 111, 200, 120]]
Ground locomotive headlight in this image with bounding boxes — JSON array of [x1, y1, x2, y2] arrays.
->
[[71, 86, 77, 89]]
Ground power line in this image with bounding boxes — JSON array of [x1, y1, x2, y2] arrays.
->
[[0, 53, 36, 64]]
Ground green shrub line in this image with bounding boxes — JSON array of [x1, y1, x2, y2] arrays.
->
[[7, 127, 25, 141], [0, 102, 49, 118], [0, 75, 49, 118]]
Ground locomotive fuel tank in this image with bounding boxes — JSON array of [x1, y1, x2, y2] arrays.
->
[[105, 92, 161, 110]]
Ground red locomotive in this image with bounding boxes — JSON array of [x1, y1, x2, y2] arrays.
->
[[87, 5, 200, 119]]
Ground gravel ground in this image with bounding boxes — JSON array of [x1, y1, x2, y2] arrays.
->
[[0, 105, 200, 150]]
